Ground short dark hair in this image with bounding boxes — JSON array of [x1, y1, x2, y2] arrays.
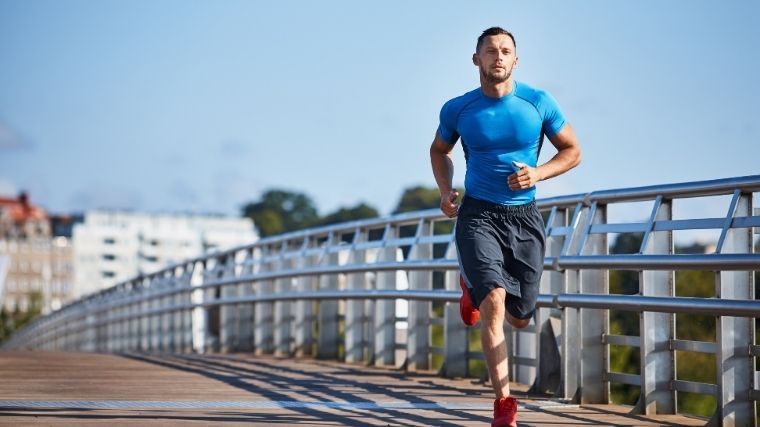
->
[[476, 27, 516, 52]]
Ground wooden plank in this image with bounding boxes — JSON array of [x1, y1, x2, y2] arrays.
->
[[0, 351, 706, 426]]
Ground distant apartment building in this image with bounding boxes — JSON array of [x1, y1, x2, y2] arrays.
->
[[0, 193, 75, 315], [72, 211, 258, 298]]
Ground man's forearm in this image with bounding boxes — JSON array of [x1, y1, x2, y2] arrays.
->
[[537, 146, 581, 182], [430, 148, 455, 194]]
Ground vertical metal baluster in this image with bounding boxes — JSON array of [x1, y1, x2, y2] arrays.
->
[[318, 232, 340, 359], [346, 227, 369, 363], [294, 238, 315, 357], [180, 262, 194, 353], [236, 248, 255, 352], [532, 206, 564, 395], [637, 197, 675, 415], [191, 260, 208, 354], [579, 202, 608, 404], [710, 190, 755, 426], [558, 202, 587, 402], [254, 246, 274, 355], [220, 253, 238, 353], [374, 223, 398, 367], [407, 218, 432, 371], [275, 242, 294, 356], [443, 219, 467, 378]]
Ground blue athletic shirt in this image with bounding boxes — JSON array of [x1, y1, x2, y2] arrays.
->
[[438, 81, 566, 205]]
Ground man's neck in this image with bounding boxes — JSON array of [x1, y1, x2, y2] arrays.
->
[[480, 78, 514, 98]]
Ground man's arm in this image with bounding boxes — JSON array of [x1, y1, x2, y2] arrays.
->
[[430, 131, 460, 218], [508, 123, 581, 190]]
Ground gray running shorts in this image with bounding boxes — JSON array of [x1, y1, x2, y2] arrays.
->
[[455, 196, 546, 320]]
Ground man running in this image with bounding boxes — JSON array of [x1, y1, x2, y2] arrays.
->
[[429, 27, 581, 427]]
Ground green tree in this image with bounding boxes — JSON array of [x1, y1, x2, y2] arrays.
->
[[0, 306, 10, 344], [0, 291, 44, 346], [393, 186, 442, 214], [241, 189, 320, 237], [318, 203, 379, 226]]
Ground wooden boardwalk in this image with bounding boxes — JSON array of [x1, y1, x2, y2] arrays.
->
[[0, 351, 705, 426]]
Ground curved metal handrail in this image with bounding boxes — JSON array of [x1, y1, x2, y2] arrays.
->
[[3, 174, 759, 426]]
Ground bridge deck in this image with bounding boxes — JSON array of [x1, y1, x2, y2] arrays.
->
[[0, 351, 704, 426]]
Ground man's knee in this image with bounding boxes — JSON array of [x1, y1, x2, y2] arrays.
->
[[506, 314, 530, 329]]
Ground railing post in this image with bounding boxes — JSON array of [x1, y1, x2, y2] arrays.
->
[[579, 203, 608, 404], [374, 224, 398, 367], [637, 198, 675, 415], [710, 191, 755, 426], [140, 278, 151, 351], [532, 206, 565, 394], [161, 275, 172, 352], [318, 236, 341, 360], [254, 247, 274, 355], [177, 263, 194, 353], [106, 293, 116, 352], [345, 229, 369, 363], [407, 219, 432, 371], [121, 285, 129, 351], [274, 248, 295, 356], [129, 282, 140, 351], [169, 268, 179, 352], [220, 254, 240, 353], [150, 277, 162, 351], [236, 249, 255, 352], [191, 261, 209, 354], [84, 300, 96, 352], [294, 242, 316, 357], [154, 279, 164, 351], [77, 305, 86, 351], [105, 291, 116, 352], [442, 234, 467, 377], [559, 204, 585, 401]]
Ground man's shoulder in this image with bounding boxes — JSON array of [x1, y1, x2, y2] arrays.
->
[[442, 88, 482, 109], [514, 81, 552, 105]]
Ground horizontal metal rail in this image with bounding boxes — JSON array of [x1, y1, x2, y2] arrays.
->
[[12, 292, 759, 341], [555, 294, 760, 318]]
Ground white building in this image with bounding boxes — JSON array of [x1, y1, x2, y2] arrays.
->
[[73, 211, 257, 298]]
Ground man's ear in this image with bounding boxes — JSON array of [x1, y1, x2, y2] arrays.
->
[[472, 53, 479, 66], [514, 55, 519, 68]]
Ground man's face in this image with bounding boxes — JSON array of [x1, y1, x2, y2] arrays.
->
[[473, 34, 518, 84]]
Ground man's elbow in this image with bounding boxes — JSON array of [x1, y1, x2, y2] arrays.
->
[[572, 148, 582, 169], [567, 145, 581, 169]]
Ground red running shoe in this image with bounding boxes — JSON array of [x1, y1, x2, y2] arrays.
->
[[459, 275, 479, 326], [492, 396, 518, 427]]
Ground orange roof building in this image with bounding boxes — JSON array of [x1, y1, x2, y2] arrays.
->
[[0, 193, 50, 239]]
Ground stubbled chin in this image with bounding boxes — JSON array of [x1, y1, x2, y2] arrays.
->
[[480, 67, 508, 81], [486, 72, 509, 83]]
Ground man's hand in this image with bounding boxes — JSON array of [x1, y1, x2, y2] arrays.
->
[[508, 161, 540, 190], [440, 189, 460, 218]]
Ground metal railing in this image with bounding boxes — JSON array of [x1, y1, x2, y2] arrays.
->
[[4, 175, 759, 426]]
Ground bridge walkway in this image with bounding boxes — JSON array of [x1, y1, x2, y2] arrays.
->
[[0, 352, 705, 426]]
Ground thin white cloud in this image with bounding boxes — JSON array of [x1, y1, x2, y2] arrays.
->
[[68, 186, 144, 212], [0, 121, 33, 150], [218, 139, 251, 158], [0, 178, 18, 197]]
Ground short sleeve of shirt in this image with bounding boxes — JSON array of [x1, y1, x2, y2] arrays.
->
[[538, 90, 566, 136], [437, 100, 459, 144]]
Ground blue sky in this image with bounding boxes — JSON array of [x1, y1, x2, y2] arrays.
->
[[1, 0, 758, 223]]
